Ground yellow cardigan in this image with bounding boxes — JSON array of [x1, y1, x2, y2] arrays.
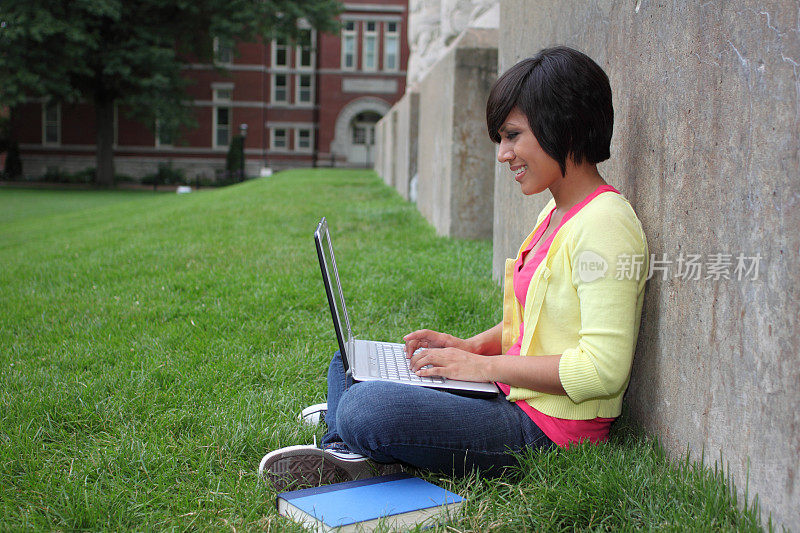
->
[[501, 191, 648, 420]]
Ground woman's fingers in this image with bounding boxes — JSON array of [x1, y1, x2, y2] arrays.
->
[[404, 338, 426, 357], [408, 347, 430, 370], [410, 347, 448, 373], [409, 348, 489, 382], [403, 329, 436, 356]]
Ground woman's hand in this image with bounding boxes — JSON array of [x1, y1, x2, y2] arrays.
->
[[402, 329, 469, 357], [408, 347, 492, 383]]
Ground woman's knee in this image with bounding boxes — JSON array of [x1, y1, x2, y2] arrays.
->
[[336, 381, 403, 452]]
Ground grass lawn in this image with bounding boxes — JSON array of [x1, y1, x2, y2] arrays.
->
[[0, 170, 765, 531]]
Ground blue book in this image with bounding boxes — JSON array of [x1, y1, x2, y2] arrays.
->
[[276, 473, 464, 532]]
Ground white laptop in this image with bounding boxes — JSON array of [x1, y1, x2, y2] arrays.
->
[[314, 217, 499, 398]]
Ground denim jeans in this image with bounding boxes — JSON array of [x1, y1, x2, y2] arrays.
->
[[322, 351, 553, 476]]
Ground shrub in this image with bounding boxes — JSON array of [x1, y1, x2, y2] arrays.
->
[[39, 167, 95, 184], [115, 173, 136, 183], [225, 135, 245, 182], [157, 162, 184, 185], [69, 168, 95, 183], [142, 162, 185, 189], [4, 140, 23, 180]]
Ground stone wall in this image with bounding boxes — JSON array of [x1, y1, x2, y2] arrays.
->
[[375, 0, 499, 212], [374, 118, 385, 184], [417, 28, 497, 239], [392, 91, 419, 200], [407, 0, 498, 87], [495, 1, 799, 528], [375, 111, 394, 188]]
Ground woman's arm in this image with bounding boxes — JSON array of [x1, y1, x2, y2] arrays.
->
[[403, 321, 503, 357], [408, 348, 566, 395], [464, 322, 503, 355]]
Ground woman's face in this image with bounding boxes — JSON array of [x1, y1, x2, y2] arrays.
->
[[496, 108, 562, 196]]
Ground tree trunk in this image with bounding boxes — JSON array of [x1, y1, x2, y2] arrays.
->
[[95, 98, 115, 186]]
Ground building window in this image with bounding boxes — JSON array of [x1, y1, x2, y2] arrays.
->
[[352, 124, 376, 145], [214, 86, 233, 101], [296, 74, 313, 105], [362, 21, 377, 71], [272, 38, 289, 68], [155, 119, 173, 147], [271, 128, 288, 150], [383, 22, 399, 72], [296, 128, 312, 152], [342, 21, 357, 70], [352, 126, 366, 145], [296, 29, 315, 69], [214, 37, 234, 65], [215, 108, 230, 147], [272, 73, 288, 103], [42, 102, 60, 145], [213, 86, 233, 148], [352, 111, 379, 145]]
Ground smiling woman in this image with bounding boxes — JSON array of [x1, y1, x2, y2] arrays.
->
[[260, 47, 650, 489]]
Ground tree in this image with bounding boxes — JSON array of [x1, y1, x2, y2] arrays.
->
[[0, 0, 341, 186], [226, 135, 246, 182]]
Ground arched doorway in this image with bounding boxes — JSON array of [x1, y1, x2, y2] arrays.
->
[[349, 111, 381, 167], [331, 97, 390, 167]]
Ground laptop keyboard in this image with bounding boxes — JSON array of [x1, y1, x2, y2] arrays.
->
[[373, 342, 444, 384]]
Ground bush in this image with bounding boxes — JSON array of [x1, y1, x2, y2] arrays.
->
[[225, 135, 245, 182], [4, 141, 23, 180], [38, 167, 95, 184], [114, 173, 136, 183], [141, 162, 185, 189], [69, 168, 96, 183]]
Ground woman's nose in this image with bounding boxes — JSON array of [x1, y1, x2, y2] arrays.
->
[[497, 142, 513, 163]]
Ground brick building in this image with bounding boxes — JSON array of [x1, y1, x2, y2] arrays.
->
[[14, 0, 408, 180]]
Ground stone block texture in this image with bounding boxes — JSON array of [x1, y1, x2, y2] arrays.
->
[[392, 91, 419, 200], [374, 117, 386, 182], [408, 0, 498, 86], [375, 115, 393, 187], [495, 1, 799, 528], [417, 28, 498, 239]]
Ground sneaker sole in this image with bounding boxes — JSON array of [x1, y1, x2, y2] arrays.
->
[[259, 446, 372, 492]]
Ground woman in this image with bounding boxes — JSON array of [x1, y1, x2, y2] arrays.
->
[[260, 46, 648, 490]]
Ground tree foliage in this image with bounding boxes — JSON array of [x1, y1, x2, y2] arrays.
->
[[0, 0, 342, 184]]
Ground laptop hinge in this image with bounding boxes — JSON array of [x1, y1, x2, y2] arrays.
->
[[343, 338, 356, 377]]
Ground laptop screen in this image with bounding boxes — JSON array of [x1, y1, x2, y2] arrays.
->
[[314, 218, 353, 360]]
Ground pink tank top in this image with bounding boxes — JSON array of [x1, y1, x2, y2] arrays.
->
[[498, 185, 619, 446]]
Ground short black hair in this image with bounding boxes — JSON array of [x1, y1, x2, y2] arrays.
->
[[486, 46, 613, 175]]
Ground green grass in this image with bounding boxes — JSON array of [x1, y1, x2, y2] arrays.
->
[[0, 170, 765, 531]]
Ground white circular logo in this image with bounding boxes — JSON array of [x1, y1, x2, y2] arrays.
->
[[577, 250, 608, 282]]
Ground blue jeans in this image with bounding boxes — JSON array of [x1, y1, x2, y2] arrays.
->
[[322, 351, 553, 476]]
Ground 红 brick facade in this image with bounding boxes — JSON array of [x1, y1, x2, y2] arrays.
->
[[14, 0, 408, 181]]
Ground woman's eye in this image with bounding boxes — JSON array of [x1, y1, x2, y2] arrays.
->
[[506, 132, 518, 140]]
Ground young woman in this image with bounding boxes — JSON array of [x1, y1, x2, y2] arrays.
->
[[260, 46, 648, 490]]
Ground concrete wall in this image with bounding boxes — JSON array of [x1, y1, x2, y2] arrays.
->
[[374, 117, 385, 182], [495, 1, 799, 528], [417, 28, 497, 239], [407, 0, 499, 86], [392, 91, 419, 200], [375, 111, 394, 187], [376, 0, 498, 206]]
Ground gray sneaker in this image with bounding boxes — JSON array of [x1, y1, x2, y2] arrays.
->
[[258, 444, 404, 492], [298, 402, 328, 426], [259, 444, 373, 492]]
